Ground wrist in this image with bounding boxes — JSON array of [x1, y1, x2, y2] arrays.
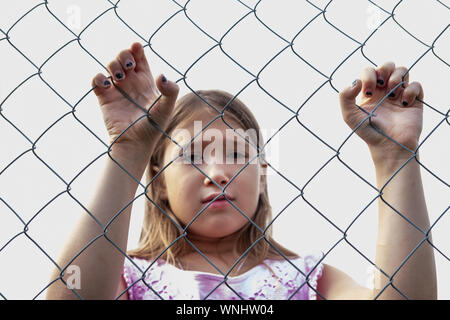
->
[[109, 140, 154, 157], [370, 146, 419, 170], [108, 142, 154, 175], [372, 151, 421, 188]]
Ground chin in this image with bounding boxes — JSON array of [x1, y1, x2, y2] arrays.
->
[[189, 221, 245, 239], [186, 209, 252, 237]]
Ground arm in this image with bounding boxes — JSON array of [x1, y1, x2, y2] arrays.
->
[[316, 165, 437, 300], [371, 150, 437, 299], [318, 61, 437, 300], [317, 264, 376, 300], [46, 42, 179, 299], [46, 145, 151, 300]]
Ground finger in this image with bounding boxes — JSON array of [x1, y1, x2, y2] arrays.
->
[[91, 73, 111, 95], [107, 59, 125, 82], [130, 42, 151, 73], [117, 49, 136, 73], [338, 79, 362, 128], [375, 62, 395, 88], [387, 66, 409, 100], [155, 74, 180, 114], [360, 67, 377, 98], [400, 82, 424, 107]]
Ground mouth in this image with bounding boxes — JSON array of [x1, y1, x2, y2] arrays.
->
[[203, 198, 231, 210], [202, 193, 234, 203], [202, 193, 234, 210]]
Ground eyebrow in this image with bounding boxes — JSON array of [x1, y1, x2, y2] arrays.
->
[[179, 137, 249, 151]]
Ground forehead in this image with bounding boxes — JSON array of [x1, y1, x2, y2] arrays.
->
[[170, 112, 254, 147]]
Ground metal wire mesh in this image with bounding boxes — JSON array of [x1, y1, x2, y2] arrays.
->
[[0, 0, 448, 300]]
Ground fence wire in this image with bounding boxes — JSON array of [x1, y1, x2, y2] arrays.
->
[[0, 0, 448, 300]]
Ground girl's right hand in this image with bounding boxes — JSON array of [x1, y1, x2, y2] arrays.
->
[[92, 42, 179, 152]]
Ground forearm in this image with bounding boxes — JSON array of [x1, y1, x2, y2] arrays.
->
[[372, 151, 437, 299], [46, 144, 152, 300]]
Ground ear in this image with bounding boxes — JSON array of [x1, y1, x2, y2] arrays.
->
[[261, 162, 267, 175], [259, 162, 268, 194], [151, 164, 168, 201], [151, 164, 160, 174]]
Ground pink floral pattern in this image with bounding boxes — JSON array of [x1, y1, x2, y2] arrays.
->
[[121, 252, 324, 300]]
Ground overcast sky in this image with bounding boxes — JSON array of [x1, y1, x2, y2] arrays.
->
[[0, 0, 448, 299]]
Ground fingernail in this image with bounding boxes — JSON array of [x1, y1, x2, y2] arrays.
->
[[162, 75, 167, 83], [103, 79, 111, 87], [377, 78, 384, 86], [402, 101, 408, 106], [352, 79, 357, 87], [115, 72, 123, 80], [125, 61, 133, 69], [365, 91, 372, 96]]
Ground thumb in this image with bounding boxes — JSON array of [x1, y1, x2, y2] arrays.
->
[[147, 75, 179, 134], [156, 74, 179, 109], [339, 79, 361, 109], [339, 79, 362, 128]]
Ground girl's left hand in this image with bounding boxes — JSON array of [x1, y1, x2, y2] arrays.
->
[[338, 62, 424, 159]]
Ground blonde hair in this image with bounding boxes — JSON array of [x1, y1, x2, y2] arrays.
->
[[127, 89, 297, 275]]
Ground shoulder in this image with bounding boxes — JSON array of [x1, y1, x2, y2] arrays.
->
[[259, 252, 324, 300], [123, 256, 152, 273], [122, 256, 165, 286], [122, 256, 188, 300], [264, 253, 322, 273], [316, 263, 376, 300]]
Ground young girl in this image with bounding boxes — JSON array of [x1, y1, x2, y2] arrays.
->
[[46, 42, 437, 300]]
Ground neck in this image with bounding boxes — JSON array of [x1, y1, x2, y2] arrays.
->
[[183, 231, 242, 258]]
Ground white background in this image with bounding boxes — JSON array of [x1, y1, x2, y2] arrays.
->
[[0, 0, 448, 299]]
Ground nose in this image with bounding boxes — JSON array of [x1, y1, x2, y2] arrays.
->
[[203, 164, 230, 187]]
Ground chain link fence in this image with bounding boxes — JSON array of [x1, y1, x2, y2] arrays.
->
[[0, 0, 448, 300]]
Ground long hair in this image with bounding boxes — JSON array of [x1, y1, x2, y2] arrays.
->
[[126, 89, 297, 274]]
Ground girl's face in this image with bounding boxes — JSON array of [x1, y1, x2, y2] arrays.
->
[[160, 112, 266, 241]]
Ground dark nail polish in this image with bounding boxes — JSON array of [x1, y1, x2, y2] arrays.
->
[[103, 80, 111, 87], [402, 101, 408, 106], [389, 92, 395, 98], [126, 61, 133, 68], [352, 80, 357, 87], [365, 91, 372, 96], [162, 75, 167, 83], [115, 72, 123, 80], [377, 78, 384, 86]]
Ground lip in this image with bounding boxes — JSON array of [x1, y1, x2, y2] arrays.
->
[[202, 192, 234, 203], [204, 198, 231, 210]]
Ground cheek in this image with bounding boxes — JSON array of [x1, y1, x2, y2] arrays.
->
[[166, 165, 192, 192], [232, 165, 261, 212], [165, 167, 200, 216], [235, 164, 260, 192]]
